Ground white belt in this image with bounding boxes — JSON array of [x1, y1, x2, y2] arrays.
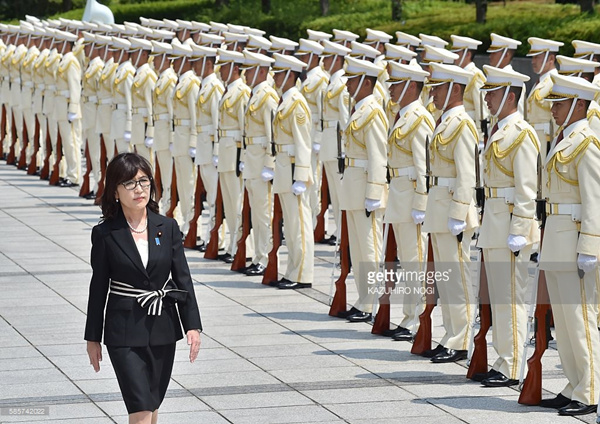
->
[[84, 95, 98, 103], [275, 144, 295, 156], [115, 103, 128, 110], [46, 84, 56, 90], [154, 113, 170, 120], [174, 118, 191, 126], [218, 129, 241, 138], [246, 136, 268, 145], [431, 177, 456, 188], [196, 124, 214, 133], [546, 203, 582, 221], [485, 187, 515, 203], [389, 166, 415, 179], [109, 280, 187, 316], [2, 76, 8, 82], [534, 122, 550, 132], [37, 83, 45, 90], [58, 90, 70, 97], [345, 157, 369, 169], [99, 98, 112, 105], [13, 78, 20, 84], [22, 81, 33, 88], [322, 120, 337, 129], [132, 107, 148, 114]]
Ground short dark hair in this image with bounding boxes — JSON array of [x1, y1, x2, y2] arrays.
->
[[100, 153, 159, 221], [508, 86, 522, 105]]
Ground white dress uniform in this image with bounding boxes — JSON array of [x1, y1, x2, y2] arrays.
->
[[173, 68, 200, 235], [54, 49, 82, 184], [217, 74, 251, 256], [131, 61, 157, 163], [81, 56, 104, 194], [32, 47, 49, 168], [244, 78, 278, 268], [195, 71, 224, 245], [10, 44, 27, 163], [422, 64, 479, 353], [0, 41, 9, 156], [153, 65, 177, 214], [463, 62, 487, 136], [385, 86, 433, 332], [42, 48, 61, 178], [96, 57, 118, 160], [20, 44, 39, 165], [111, 58, 135, 154], [526, 70, 556, 160]]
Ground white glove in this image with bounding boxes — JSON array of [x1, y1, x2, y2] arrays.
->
[[124, 131, 132, 143], [365, 198, 381, 212], [169, 143, 174, 153], [292, 181, 307, 196], [67, 112, 77, 123], [261, 167, 274, 182], [578, 253, 598, 274], [507, 234, 527, 253], [188, 147, 196, 158], [238, 161, 245, 172], [448, 217, 467, 236], [411, 209, 425, 225], [212, 155, 218, 167], [144, 137, 154, 148], [312, 143, 321, 153]]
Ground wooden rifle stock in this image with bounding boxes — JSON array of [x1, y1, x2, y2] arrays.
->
[[49, 130, 63, 186], [0, 105, 6, 152], [184, 169, 206, 249], [94, 137, 108, 205], [467, 254, 491, 378], [231, 188, 251, 272], [17, 121, 29, 169], [314, 167, 329, 243], [40, 121, 52, 180], [27, 117, 40, 175], [263, 193, 283, 285], [204, 180, 224, 260], [6, 112, 17, 165], [411, 236, 436, 355], [154, 152, 163, 201], [372, 225, 397, 334], [165, 163, 178, 218], [329, 211, 350, 317], [78, 140, 92, 197]]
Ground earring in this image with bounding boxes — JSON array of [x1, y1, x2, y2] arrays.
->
[[116, 199, 120, 203]]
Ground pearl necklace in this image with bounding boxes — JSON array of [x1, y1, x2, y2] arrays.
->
[[127, 218, 148, 234]]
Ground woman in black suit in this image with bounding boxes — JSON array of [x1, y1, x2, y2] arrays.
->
[[84, 153, 202, 424]]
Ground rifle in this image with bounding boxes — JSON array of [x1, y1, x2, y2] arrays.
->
[[183, 169, 206, 249], [372, 224, 398, 335], [336, 122, 344, 175], [93, 136, 108, 205], [27, 116, 40, 175], [519, 152, 551, 405], [231, 186, 251, 272], [78, 139, 92, 197], [6, 111, 17, 165], [314, 168, 329, 243], [17, 119, 29, 170], [49, 129, 63, 186], [204, 180, 224, 260], [411, 236, 437, 355], [165, 162, 178, 218], [328, 210, 351, 317], [479, 91, 489, 147], [262, 193, 283, 286]]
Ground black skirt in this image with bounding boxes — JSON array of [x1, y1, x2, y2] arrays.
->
[[107, 343, 176, 414]]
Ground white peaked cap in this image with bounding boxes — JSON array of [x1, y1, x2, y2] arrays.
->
[[365, 28, 392, 43], [421, 45, 459, 65], [191, 21, 211, 33], [307, 29, 332, 42], [150, 40, 172, 54], [111, 37, 131, 50], [128, 37, 153, 51], [198, 33, 224, 47], [272, 53, 307, 73], [170, 41, 192, 57], [387, 61, 429, 83], [175, 19, 193, 30], [296, 38, 324, 55], [210, 21, 228, 33], [82, 31, 96, 43], [450, 35, 482, 51], [25, 15, 41, 24], [151, 29, 176, 40], [269, 35, 298, 52], [426, 62, 473, 86], [350, 41, 380, 59], [481, 65, 530, 91], [556, 55, 600, 75], [322, 39, 351, 57], [385, 43, 417, 62], [223, 31, 248, 43], [332, 29, 359, 43], [227, 23, 246, 34], [189, 42, 216, 58], [162, 19, 179, 30], [94, 34, 112, 46], [247, 34, 271, 51], [344, 56, 381, 78], [527, 37, 563, 56], [396, 31, 420, 47], [547, 73, 600, 101], [573, 40, 600, 58], [242, 50, 274, 68], [488, 33, 522, 52], [245, 27, 266, 37], [217, 47, 245, 64], [419, 33, 448, 49]]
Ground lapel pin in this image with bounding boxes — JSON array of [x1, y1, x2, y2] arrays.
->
[[156, 231, 162, 246]]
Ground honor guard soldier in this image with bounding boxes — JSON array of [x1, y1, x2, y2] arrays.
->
[[526, 37, 563, 162], [240, 50, 278, 275], [20, 24, 41, 169], [42, 28, 63, 183], [172, 42, 199, 236], [10, 28, 28, 168], [419, 45, 459, 121], [129, 37, 157, 164], [296, 39, 329, 230], [31, 27, 50, 172], [80, 31, 104, 199], [364, 28, 393, 82], [194, 45, 223, 250], [320, 40, 351, 246], [450, 35, 488, 140], [487, 33, 525, 115], [271, 53, 314, 289], [331, 29, 358, 48], [0, 25, 11, 158], [476, 65, 540, 387], [96, 34, 118, 160], [339, 56, 388, 321], [571, 40, 600, 135], [422, 63, 479, 363], [215, 48, 251, 263], [223, 31, 247, 53], [385, 62, 433, 340], [538, 74, 600, 416], [110, 37, 135, 154], [151, 40, 177, 214], [54, 30, 82, 187], [350, 41, 389, 108]]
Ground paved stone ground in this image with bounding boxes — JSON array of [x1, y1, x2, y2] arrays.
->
[[0, 160, 597, 423]]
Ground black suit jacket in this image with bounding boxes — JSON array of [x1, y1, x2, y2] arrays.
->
[[84, 208, 202, 347]]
